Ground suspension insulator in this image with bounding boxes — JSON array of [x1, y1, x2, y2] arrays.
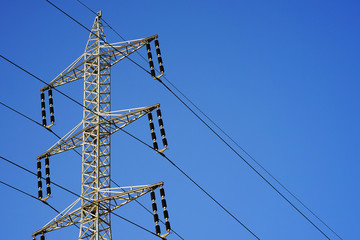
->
[[155, 40, 159, 48], [161, 199, 167, 208], [152, 202, 157, 212], [146, 43, 151, 51], [149, 60, 154, 69], [156, 109, 162, 117], [158, 118, 163, 127], [160, 188, 165, 197], [162, 138, 168, 147], [155, 225, 161, 235], [163, 209, 169, 219], [37, 171, 42, 179], [41, 91, 47, 126], [157, 56, 163, 64], [45, 168, 50, 175], [165, 221, 171, 231], [45, 157, 49, 166], [46, 177, 50, 185], [151, 132, 157, 140], [153, 142, 158, 150], [38, 190, 43, 199], [156, 48, 161, 56], [48, 89, 55, 124], [38, 180, 42, 188], [148, 113, 153, 121], [147, 52, 153, 59], [41, 235, 45, 240], [46, 186, 51, 195], [159, 65, 164, 73], [151, 69, 155, 77], [160, 128, 166, 137], [149, 122, 155, 131], [150, 191, 156, 201], [153, 213, 159, 223], [37, 161, 41, 170]]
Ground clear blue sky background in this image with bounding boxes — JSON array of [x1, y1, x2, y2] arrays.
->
[[1, 1, 359, 239]]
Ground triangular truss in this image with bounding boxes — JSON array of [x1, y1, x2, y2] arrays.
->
[[32, 183, 163, 237], [33, 11, 167, 240]]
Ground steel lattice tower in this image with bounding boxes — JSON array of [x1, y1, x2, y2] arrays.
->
[[33, 12, 169, 240], [80, 13, 112, 239]]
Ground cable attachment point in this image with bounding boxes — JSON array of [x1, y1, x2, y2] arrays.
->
[[160, 186, 171, 233], [40, 88, 55, 129], [37, 157, 51, 202], [154, 39, 165, 75], [146, 39, 165, 80], [45, 156, 51, 198], [150, 189, 161, 235], [40, 91, 47, 127], [148, 112, 159, 151], [37, 159, 43, 200], [48, 89, 55, 125], [156, 108, 168, 153]]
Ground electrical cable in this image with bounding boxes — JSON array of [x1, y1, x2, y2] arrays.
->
[[40, 2, 260, 238], [111, 180, 185, 240], [71, 2, 341, 239], [0, 179, 81, 231], [0, 155, 163, 239], [1, 52, 257, 238], [76, 0, 149, 64], [0, 101, 184, 239], [0, 179, 42, 202], [0, 179, 77, 230]]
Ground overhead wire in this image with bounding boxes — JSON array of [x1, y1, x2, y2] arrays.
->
[[0, 101, 184, 240], [40, 2, 261, 238], [0, 49, 257, 238], [10, 0, 334, 236], [0, 155, 163, 239], [72, 1, 341, 239], [0, 179, 81, 231]]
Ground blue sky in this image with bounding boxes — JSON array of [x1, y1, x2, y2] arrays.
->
[[1, 1, 359, 239]]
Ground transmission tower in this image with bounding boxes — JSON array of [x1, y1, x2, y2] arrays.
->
[[33, 11, 170, 240]]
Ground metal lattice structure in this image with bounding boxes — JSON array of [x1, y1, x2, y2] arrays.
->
[[33, 11, 167, 240]]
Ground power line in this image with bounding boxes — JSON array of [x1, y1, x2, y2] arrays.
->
[[158, 76, 332, 240], [111, 180, 185, 240], [76, 0, 149, 64], [0, 51, 258, 239], [71, 2, 341, 239], [0, 179, 42, 202], [0, 101, 184, 239], [0, 180, 72, 223], [40, 2, 260, 238], [0, 155, 163, 239]]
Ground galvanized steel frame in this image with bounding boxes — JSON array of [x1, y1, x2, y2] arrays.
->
[[33, 11, 159, 240]]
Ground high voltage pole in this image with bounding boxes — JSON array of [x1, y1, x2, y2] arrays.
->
[[33, 11, 170, 240]]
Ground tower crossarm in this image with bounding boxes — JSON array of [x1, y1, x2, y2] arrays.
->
[[37, 103, 160, 160], [103, 34, 158, 67], [100, 182, 163, 211], [40, 34, 158, 92], [32, 182, 163, 238], [32, 204, 82, 237]]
